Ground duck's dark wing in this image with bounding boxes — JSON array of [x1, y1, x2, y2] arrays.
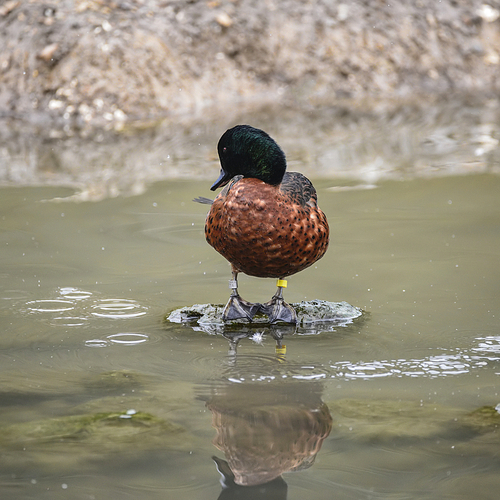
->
[[279, 172, 318, 208]]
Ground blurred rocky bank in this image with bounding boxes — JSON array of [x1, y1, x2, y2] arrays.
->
[[2, 0, 500, 129], [1, 0, 499, 196]]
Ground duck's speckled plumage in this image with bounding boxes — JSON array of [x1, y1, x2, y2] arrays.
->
[[206, 172, 329, 278]]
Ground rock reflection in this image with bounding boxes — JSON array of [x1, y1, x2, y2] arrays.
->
[[204, 380, 332, 494]]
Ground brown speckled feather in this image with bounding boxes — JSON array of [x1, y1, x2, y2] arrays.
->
[[205, 172, 329, 278]]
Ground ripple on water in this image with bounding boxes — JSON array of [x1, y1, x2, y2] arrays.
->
[[20, 289, 151, 333], [85, 339, 110, 348], [471, 336, 500, 355], [48, 315, 90, 327], [206, 342, 500, 383], [24, 297, 92, 328], [107, 332, 149, 345], [57, 287, 93, 301], [216, 354, 332, 384], [21, 287, 91, 319], [327, 349, 497, 380], [142, 220, 203, 246], [25, 299, 75, 313], [1, 289, 29, 301], [91, 299, 148, 319], [84, 332, 160, 348]]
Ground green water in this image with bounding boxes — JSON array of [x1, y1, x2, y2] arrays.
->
[[1, 110, 500, 499]]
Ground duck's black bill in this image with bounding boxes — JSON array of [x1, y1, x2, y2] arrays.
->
[[210, 169, 232, 191]]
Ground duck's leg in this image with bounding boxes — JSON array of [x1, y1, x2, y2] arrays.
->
[[222, 271, 261, 321], [260, 279, 297, 324]]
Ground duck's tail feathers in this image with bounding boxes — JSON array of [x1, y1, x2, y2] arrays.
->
[[193, 196, 213, 205]]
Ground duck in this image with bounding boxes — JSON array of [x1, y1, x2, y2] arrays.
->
[[204, 125, 329, 324]]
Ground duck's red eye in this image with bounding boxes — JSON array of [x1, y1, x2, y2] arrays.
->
[[223, 147, 227, 154]]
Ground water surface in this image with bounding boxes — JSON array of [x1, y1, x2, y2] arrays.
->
[[1, 107, 500, 499]]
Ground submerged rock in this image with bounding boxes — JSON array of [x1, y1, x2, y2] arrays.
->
[[460, 405, 500, 432], [325, 400, 500, 444], [326, 399, 459, 441], [83, 369, 146, 393], [0, 410, 187, 452]]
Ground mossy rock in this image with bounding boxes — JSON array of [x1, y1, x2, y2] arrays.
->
[[460, 405, 500, 433], [83, 370, 146, 392], [326, 399, 458, 441], [0, 410, 187, 452], [166, 300, 362, 334]]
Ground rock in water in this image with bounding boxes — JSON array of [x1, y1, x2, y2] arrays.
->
[[166, 300, 362, 334]]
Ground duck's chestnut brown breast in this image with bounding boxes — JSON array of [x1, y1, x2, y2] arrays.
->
[[205, 177, 329, 278]]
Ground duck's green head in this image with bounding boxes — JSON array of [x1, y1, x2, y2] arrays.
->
[[210, 125, 287, 191]]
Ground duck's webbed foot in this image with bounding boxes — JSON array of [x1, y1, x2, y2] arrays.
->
[[222, 275, 261, 322], [259, 280, 297, 324], [260, 297, 297, 324], [223, 293, 261, 321]]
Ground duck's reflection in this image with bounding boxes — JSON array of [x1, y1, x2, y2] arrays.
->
[[204, 380, 332, 497], [212, 455, 288, 500], [218, 324, 295, 355]]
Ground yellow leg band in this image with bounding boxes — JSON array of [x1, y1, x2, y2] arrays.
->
[[276, 279, 287, 288], [275, 345, 286, 355]]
